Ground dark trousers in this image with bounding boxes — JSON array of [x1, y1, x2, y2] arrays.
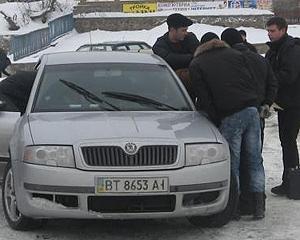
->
[[278, 109, 300, 184]]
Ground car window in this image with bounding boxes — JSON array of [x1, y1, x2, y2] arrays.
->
[[127, 44, 142, 51], [91, 45, 113, 51], [114, 46, 128, 51], [140, 43, 151, 49], [33, 63, 192, 112]]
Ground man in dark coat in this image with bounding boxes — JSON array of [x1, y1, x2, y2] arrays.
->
[[221, 28, 278, 124], [221, 28, 278, 216], [0, 48, 11, 78], [238, 29, 258, 53], [0, 71, 36, 113], [152, 13, 199, 99], [189, 38, 265, 220], [265, 16, 300, 196]]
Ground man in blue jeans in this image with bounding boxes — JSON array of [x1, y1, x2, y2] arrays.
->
[[219, 107, 265, 197], [190, 36, 265, 219]]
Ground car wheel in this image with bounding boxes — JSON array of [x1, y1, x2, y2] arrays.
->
[[187, 171, 238, 228], [2, 162, 45, 231]]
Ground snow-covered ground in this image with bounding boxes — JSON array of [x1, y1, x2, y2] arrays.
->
[[0, 0, 76, 35], [0, 115, 299, 240]]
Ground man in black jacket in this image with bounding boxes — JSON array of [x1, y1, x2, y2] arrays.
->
[[265, 17, 300, 196], [238, 30, 258, 53], [221, 27, 278, 216], [0, 71, 36, 113], [152, 13, 199, 70], [0, 48, 11, 78], [152, 13, 199, 98], [189, 38, 265, 220]]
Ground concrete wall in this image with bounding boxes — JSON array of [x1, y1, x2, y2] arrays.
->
[[74, 14, 272, 32]]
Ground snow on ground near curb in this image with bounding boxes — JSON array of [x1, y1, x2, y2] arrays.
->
[[0, 115, 299, 240]]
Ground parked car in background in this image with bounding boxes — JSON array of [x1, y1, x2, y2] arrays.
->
[[76, 41, 152, 53], [0, 51, 236, 231]]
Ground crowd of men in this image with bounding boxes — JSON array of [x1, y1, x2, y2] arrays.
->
[[153, 14, 300, 220]]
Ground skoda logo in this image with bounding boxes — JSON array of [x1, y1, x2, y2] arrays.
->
[[124, 143, 137, 155]]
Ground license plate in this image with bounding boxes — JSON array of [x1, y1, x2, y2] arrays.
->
[[95, 177, 169, 193]]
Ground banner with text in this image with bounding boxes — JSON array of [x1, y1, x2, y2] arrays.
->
[[123, 3, 157, 13], [157, 1, 226, 12]]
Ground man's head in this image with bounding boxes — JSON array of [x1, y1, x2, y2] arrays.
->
[[167, 13, 193, 42], [221, 28, 243, 47], [239, 30, 247, 41], [200, 32, 219, 45], [266, 16, 288, 42]]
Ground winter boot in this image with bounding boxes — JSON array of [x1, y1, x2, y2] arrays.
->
[[239, 191, 254, 215], [253, 192, 265, 220], [271, 183, 287, 196]]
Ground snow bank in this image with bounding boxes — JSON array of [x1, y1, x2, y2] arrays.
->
[[0, 0, 77, 35]]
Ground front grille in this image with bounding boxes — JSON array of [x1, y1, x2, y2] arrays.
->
[[88, 195, 176, 213], [81, 145, 178, 167]]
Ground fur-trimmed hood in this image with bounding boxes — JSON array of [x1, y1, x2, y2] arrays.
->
[[194, 39, 229, 57]]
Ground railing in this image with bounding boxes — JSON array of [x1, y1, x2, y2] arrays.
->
[[10, 13, 74, 61]]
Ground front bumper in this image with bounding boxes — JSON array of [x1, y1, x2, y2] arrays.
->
[[13, 159, 230, 219]]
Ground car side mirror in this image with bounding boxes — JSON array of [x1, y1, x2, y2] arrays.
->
[[0, 100, 7, 110]]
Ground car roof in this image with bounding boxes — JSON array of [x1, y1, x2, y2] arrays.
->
[[76, 41, 151, 51], [43, 51, 165, 66], [102, 41, 151, 45]]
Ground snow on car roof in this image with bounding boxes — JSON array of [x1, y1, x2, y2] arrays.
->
[[43, 51, 164, 66]]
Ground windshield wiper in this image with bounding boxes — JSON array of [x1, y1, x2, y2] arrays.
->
[[102, 91, 178, 110], [59, 79, 120, 111]]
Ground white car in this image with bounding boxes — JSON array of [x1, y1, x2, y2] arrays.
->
[[76, 41, 152, 53], [0, 51, 236, 231]]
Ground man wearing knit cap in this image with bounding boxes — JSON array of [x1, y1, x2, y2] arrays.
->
[[152, 13, 199, 99], [221, 27, 278, 219], [190, 33, 267, 220], [200, 32, 219, 45]]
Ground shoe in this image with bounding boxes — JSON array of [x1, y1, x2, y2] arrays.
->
[[253, 192, 265, 220], [239, 192, 254, 215], [271, 184, 287, 196]]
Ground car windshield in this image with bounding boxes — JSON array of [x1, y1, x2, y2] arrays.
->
[[33, 63, 192, 112]]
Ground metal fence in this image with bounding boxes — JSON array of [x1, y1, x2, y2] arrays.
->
[[10, 14, 74, 61]]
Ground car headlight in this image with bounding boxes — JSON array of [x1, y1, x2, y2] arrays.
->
[[185, 143, 228, 166], [23, 146, 75, 168]]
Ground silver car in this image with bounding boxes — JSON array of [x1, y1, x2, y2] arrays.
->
[[1, 51, 236, 230], [76, 41, 152, 52]]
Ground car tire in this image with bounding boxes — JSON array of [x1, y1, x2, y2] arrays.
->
[[187, 171, 238, 228], [2, 162, 45, 231]]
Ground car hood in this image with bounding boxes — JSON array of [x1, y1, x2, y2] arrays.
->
[[28, 112, 218, 144]]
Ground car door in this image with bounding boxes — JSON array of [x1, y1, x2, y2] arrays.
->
[[0, 99, 20, 181]]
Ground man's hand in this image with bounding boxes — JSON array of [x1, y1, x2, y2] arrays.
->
[[260, 104, 271, 118]]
